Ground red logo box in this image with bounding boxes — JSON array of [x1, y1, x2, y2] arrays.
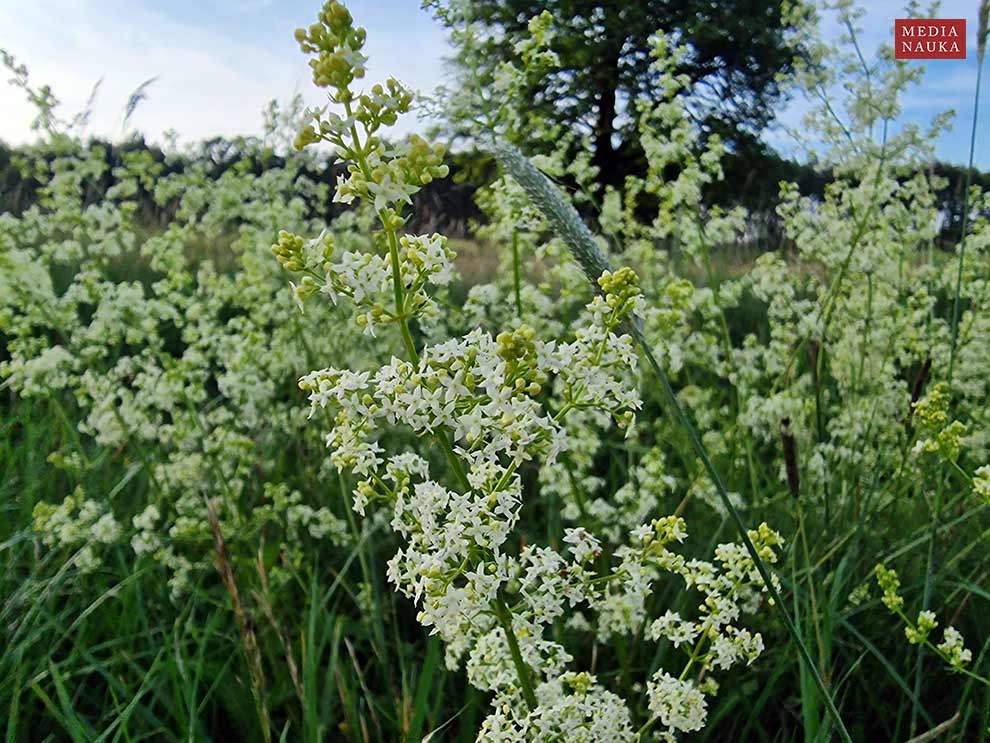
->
[[895, 19, 966, 59]]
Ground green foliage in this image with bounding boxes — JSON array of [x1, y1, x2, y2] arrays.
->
[[426, 0, 802, 191], [2, 0, 990, 741]]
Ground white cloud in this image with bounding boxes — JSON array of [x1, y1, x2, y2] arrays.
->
[[0, 0, 981, 165], [0, 0, 450, 146]]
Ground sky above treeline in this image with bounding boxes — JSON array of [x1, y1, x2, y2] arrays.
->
[[0, 0, 986, 167]]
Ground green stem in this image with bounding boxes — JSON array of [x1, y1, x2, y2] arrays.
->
[[635, 715, 659, 739], [630, 323, 853, 743], [347, 112, 472, 495], [345, 128, 537, 708], [511, 229, 523, 317], [912, 472, 943, 737], [797, 501, 827, 678], [494, 591, 538, 711], [677, 635, 708, 681], [493, 138, 853, 742], [947, 51, 984, 384]]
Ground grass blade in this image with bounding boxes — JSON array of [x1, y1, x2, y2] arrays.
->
[[492, 138, 853, 743]]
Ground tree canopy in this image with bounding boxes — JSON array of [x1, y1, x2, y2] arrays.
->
[[435, 0, 803, 190]]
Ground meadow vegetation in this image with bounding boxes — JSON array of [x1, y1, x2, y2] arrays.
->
[[1, 0, 989, 740]]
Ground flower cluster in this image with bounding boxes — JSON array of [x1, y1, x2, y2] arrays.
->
[[32, 486, 122, 572], [275, 3, 785, 739], [911, 383, 968, 462], [875, 565, 974, 674], [274, 227, 455, 333], [2, 98, 360, 597]]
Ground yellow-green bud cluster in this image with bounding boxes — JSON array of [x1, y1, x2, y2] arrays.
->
[[912, 383, 967, 462], [598, 266, 642, 316], [699, 678, 720, 696], [292, 5, 422, 157], [496, 325, 536, 362], [874, 564, 903, 611], [912, 383, 950, 429], [516, 10, 559, 71], [356, 80, 414, 130], [904, 610, 937, 645], [746, 522, 783, 564], [665, 277, 694, 308], [294, 125, 321, 151], [271, 230, 306, 272], [394, 135, 449, 187], [938, 421, 967, 460], [271, 230, 334, 274], [496, 325, 546, 396], [294, 1, 366, 95], [641, 515, 687, 551], [334, 139, 446, 214], [615, 409, 635, 430], [562, 671, 595, 695]]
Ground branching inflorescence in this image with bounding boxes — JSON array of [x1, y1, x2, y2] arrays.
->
[[276, 2, 784, 739]]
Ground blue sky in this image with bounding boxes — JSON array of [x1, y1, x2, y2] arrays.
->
[[0, 0, 986, 167], [786, 0, 988, 167]]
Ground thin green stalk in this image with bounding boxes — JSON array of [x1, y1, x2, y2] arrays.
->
[[914, 50, 983, 726], [911, 473, 943, 738], [797, 502, 827, 680], [347, 114, 472, 495], [947, 43, 985, 384], [493, 139, 854, 743], [493, 591, 538, 711], [511, 229, 523, 317]]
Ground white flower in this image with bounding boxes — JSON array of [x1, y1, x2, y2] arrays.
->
[[563, 527, 601, 564], [647, 671, 708, 733], [937, 626, 972, 668], [650, 610, 699, 648], [974, 465, 990, 502], [91, 513, 121, 544]]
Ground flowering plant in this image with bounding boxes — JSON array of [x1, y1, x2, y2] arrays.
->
[[273, 3, 788, 738], [2, 0, 989, 739]]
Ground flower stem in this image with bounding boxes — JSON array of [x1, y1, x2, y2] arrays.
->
[[493, 139, 854, 743], [512, 229, 523, 317], [947, 45, 985, 384], [351, 122, 472, 494], [493, 590, 539, 711]]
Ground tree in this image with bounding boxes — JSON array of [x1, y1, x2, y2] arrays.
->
[[431, 0, 802, 191]]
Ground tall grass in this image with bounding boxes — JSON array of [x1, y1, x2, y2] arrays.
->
[[2, 0, 990, 740]]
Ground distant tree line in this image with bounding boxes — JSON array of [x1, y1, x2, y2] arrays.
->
[[1, 136, 986, 250], [0, 136, 485, 239]]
